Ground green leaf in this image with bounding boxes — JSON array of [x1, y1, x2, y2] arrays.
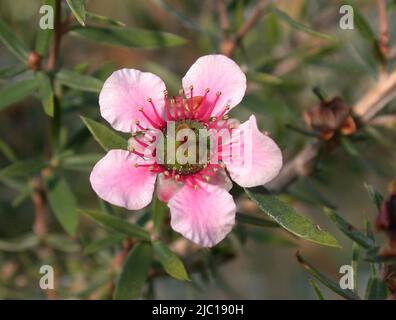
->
[[272, 8, 337, 41], [56, 69, 103, 93], [46, 177, 79, 236], [80, 116, 128, 151], [0, 158, 47, 178], [152, 197, 168, 235], [324, 208, 375, 249], [236, 212, 280, 228], [0, 138, 17, 161], [0, 79, 39, 111], [12, 184, 34, 207], [86, 12, 125, 27], [309, 279, 325, 300], [297, 252, 361, 300], [153, 240, 190, 281], [46, 234, 80, 253], [37, 72, 55, 117], [244, 188, 340, 247], [0, 233, 40, 252], [62, 153, 102, 172], [84, 234, 125, 255], [0, 65, 26, 79], [247, 70, 283, 85], [79, 209, 151, 241], [364, 183, 384, 210], [365, 277, 389, 300], [340, 137, 360, 157], [114, 242, 153, 300], [71, 26, 187, 49], [35, 0, 54, 56], [66, 0, 86, 26], [0, 20, 30, 63]]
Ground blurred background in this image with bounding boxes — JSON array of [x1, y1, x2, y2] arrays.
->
[[0, 0, 395, 299]]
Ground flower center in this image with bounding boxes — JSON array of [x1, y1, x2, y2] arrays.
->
[[158, 119, 210, 175]]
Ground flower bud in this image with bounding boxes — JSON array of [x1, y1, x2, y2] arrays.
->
[[28, 51, 42, 70], [304, 97, 356, 140]]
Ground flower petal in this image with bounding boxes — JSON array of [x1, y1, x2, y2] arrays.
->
[[168, 183, 236, 247], [157, 174, 182, 203], [225, 115, 283, 187], [99, 69, 166, 132], [90, 149, 157, 210], [182, 55, 246, 116]]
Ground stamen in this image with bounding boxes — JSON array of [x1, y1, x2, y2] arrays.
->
[[134, 136, 149, 148], [179, 89, 186, 119], [202, 91, 221, 122], [209, 105, 230, 129], [195, 88, 210, 119], [138, 106, 162, 129], [188, 85, 194, 118], [164, 90, 174, 121], [147, 97, 166, 127]]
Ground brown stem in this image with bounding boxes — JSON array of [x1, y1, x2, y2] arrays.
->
[[378, 0, 390, 73], [47, 0, 62, 70], [32, 178, 48, 237], [222, 0, 270, 57]]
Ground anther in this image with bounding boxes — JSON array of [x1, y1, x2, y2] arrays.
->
[[164, 170, 170, 177]]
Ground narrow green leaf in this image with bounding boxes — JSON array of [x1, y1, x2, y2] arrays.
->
[[244, 188, 340, 247], [35, 0, 54, 56], [12, 184, 34, 207], [297, 252, 361, 300], [325, 208, 375, 249], [309, 279, 325, 300], [152, 197, 168, 235], [365, 277, 389, 300], [0, 158, 47, 178], [84, 234, 125, 255], [66, 0, 86, 26], [0, 79, 38, 111], [46, 234, 80, 253], [236, 212, 280, 228], [37, 72, 55, 117], [0, 65, 26, 79], [56, 69, 103, 93], [0, 20, 30, 63], [0, 233, 40, 252], [247, 70, 283, 85], [352, 242, 359, 293], [153, 241, 190, 281], [62, 153, 102, 172], [47, 177, 79, 236], [79, 209, 151, 241], [364, 183, 384, 210], [0, 138, 17, 161], [71, 26, 187, 49], [80, 116, 128, 151], [272, 8, 337, 41], [340, 137, 360, 157], [247, 229, 296, 246], [86, 12, 125, 27], [114, 242, 153, 300]]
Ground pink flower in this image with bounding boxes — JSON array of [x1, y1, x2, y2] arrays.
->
[[90, 55, 282, 247]]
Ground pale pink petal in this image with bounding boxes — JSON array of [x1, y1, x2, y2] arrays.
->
[[99, 69, 166, 132], [168, 183, 236, 247], [157, 174, 182, 203], [90, 150, 157, 210], [182, 55, 246, 116], [207, 167, 233, 191], [225, 115, 283, 187]]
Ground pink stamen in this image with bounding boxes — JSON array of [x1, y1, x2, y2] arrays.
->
[[209, 105, 230, 129], [195, 88, 210, 119], [164, 91, 174, 121], [188, 86, 194, 118], [139, 106, 162, 129], [202, 91, 221, 122], [134, 137, 149, 148], [179, 90, 186, 119], [147, 98, 166, 127]]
